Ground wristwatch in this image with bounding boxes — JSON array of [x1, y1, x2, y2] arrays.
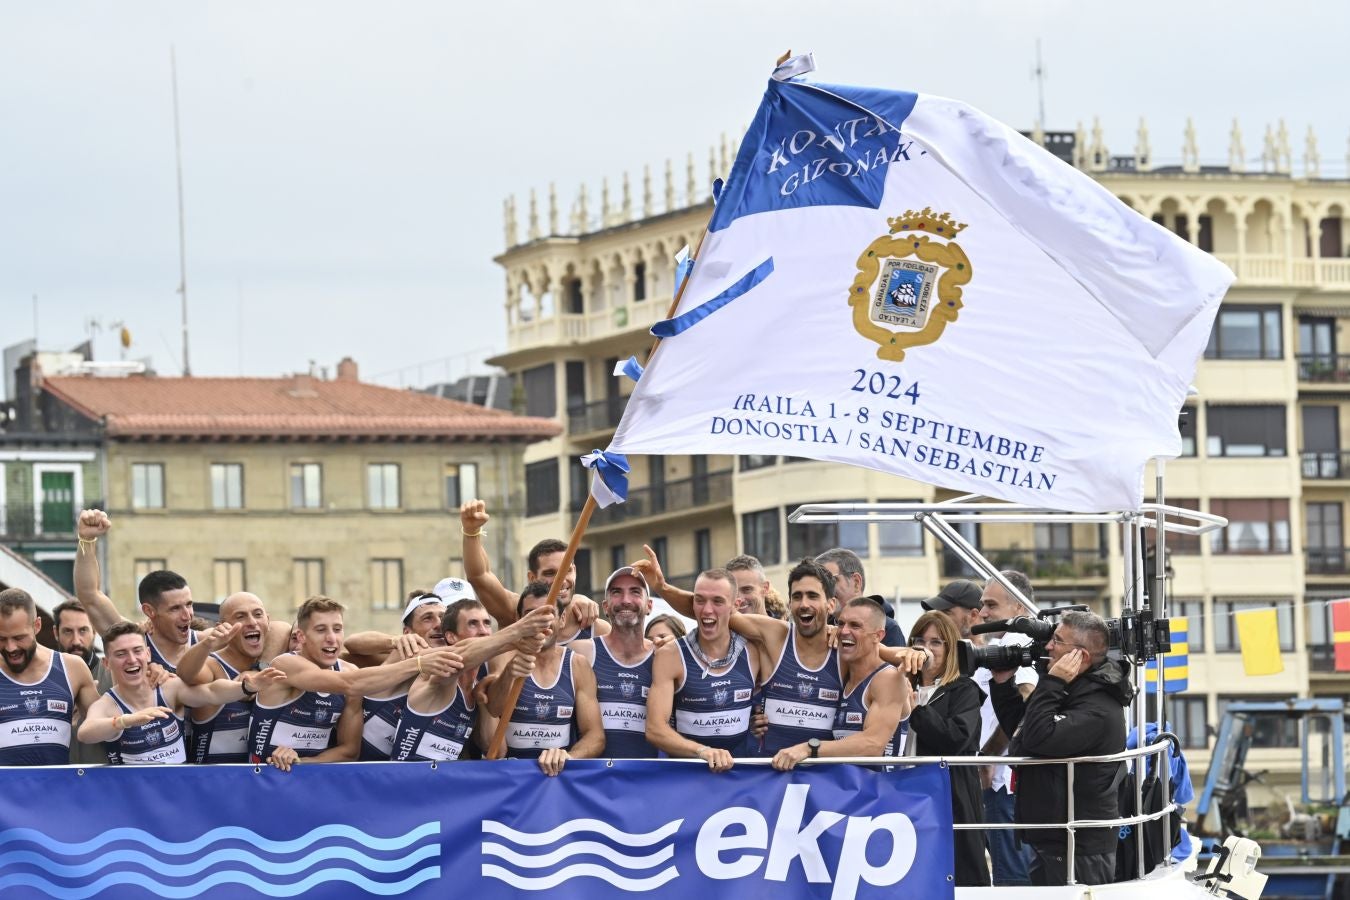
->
[[807, 738, 821, 758]]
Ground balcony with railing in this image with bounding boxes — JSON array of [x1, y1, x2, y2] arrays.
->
[[576, 470, 733, 527], [0, 500, 100, 541], [1214, 255, 1350, 288], [942, 546, 1110, 580], [567, 396, 629, 435], [1306, 547, 1350, 575], [1296, 353, 1350, 384], [1301, 450, 1350, 479]]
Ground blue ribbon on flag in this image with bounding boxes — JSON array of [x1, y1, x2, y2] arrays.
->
[[673, 245, 694, 297], [612, 355, 644, 384], [580, 449, 630, 508], [651, 257, 774, 339]]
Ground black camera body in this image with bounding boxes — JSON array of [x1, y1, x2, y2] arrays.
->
[[957, 606, 1171, 676]]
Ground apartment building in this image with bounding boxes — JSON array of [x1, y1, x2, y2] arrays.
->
[[490, 122, 1350, 782]]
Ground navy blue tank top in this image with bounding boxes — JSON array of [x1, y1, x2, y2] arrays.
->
[[760, 630, 843, 754], [504, 650, 576, 760], [248, 654, 348, 761], [833, 665, 909, 757], [392, 681, 477, 761], [359, 691, 408, 761], [591, 637, 656, 758], [190, 654, 255, 764], [105, 687, 188, 765], [147, 630, 198, 674], [0, 652, 75, 766], [674, 637, 755, 752]]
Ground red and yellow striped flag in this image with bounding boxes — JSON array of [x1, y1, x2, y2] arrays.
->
[[1333, 599, 1350, 673]]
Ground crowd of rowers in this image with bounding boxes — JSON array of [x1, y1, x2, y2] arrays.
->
[[0, 501, 999, 781]]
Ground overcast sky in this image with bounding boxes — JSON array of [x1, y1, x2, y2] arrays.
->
[[2, 1, 1345, 394]]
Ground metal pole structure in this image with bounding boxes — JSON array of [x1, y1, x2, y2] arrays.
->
[[170, 46, 191, 376]]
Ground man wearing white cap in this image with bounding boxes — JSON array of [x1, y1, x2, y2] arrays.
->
[[566, 567, 659, 758], [344, 578, 478, 666], [356, 582, 477, 760]]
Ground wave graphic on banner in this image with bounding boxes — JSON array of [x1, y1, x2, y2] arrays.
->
[[0, 822, 441, 898], [481, 817, 682, 890]]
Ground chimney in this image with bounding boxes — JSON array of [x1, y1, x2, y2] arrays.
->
[[289, 373, 318, 397], [336, 357, 359, 382]]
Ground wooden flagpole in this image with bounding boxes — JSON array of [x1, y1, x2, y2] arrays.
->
[[484, 149, 735, 758]]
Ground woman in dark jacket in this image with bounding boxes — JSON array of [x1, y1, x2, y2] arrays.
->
[[907, 611, 990, 887]]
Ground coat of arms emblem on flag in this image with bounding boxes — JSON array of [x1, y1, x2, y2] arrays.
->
[[850, 207, 972, 361]]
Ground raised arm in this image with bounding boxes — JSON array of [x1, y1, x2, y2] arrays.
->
[[631, 544, 696, 617], [461, 500, 519, 625], [270, 647, 462, 698], [74, 509, 128, 635], [169, 667, 284, 709], [455, 606, 555, 671], [175, 622, 238, 686], [77, 693, 173, 744]]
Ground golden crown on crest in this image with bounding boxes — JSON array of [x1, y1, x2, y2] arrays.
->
[[887, 207, 968, 237]]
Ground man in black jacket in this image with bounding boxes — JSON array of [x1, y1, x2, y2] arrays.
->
[[990, 610, 1134, 886]]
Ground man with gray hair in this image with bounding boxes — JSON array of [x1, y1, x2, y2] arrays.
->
[[992, 609, 1134, 886], [814, 548, 905, 647], [724, 555, 770, 616]]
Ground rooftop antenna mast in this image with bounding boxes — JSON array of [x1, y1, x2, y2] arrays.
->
[[171, 45, 191, 376], [1033, 39, 1047, 129]]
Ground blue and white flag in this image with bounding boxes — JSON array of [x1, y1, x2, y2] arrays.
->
[[608, 57, 1233, 512]]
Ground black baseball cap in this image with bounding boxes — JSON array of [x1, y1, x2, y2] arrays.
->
[[922, 580, 983, 611]]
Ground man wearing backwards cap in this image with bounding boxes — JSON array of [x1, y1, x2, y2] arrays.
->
[[565, 567, 659, 758], [343, 578, 477, 667], [922, 580, 984, 641]]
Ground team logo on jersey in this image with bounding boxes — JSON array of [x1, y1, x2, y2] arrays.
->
[[796, 682, 815, 699], [619, 680, 637, 699], [713, 688, 730, 706], [23, 697, 40, 714], [848, 207, 972, 361], [146, 728, 162, 746], [455, 723, 468, 738], [534, 701, 551, 720]]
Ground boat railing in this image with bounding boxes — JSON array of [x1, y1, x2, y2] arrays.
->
[[673, 736, 1182, 887]]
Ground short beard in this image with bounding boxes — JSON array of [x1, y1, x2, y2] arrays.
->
[[3, 644, 37, 674]]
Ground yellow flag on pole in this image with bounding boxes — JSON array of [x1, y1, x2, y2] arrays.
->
[[1236, 608, 1284, 676]]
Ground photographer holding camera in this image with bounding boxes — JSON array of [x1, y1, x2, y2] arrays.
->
[[989, 610, 1134, 886]]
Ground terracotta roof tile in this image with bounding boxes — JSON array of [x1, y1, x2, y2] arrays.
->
[[43, 375, 560, 441]]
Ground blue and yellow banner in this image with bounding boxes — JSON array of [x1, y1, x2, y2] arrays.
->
[[0, 760, 954, 899], [1144, 615, 1189, 693]]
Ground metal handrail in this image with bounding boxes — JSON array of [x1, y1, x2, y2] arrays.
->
[[652, 738, 1180, 886]]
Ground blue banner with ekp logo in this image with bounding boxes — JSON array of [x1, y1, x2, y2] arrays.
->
[[0, 760, 954, 900]]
